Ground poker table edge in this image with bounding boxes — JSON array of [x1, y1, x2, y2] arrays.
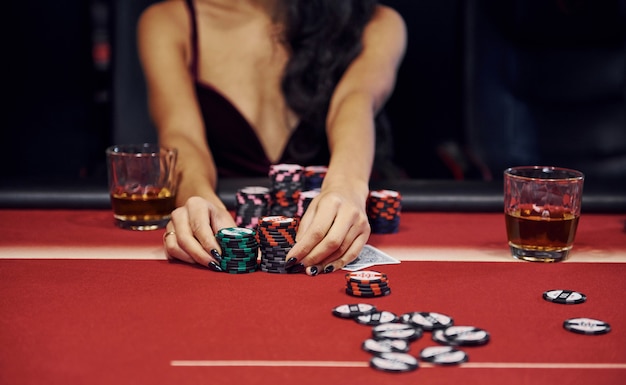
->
[[0, 178, 624, 213]]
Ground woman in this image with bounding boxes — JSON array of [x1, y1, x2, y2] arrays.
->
[[137, 0, 406, 275]]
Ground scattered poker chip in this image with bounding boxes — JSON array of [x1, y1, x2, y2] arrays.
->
[[543, 289, 587, 305], [563, 318, 611, 335], [401, 312, 454, 331], [370, 352, 418, 373], [355, 311, 399, 326], [372, 322, 423, 341], [362, 338, 410, 355], [432, 329, 458, 346], [332, 303, 377, 319], [442, 326, 490, 347], [419, 346, 468, 366]]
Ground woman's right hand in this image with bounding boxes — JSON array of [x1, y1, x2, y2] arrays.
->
[[162, 196, 236, 270]]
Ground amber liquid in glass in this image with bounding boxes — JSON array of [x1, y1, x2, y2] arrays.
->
[[505, 205, 579, 252], [111, 187, 175, 223]]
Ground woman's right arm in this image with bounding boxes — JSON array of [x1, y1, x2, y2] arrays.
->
[[137, 3, 235, 268]]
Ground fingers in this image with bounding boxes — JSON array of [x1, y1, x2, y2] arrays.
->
[[319, 231, 369, 273], [162, 224, 195, 264], [163, 196, 236, 269], [287, 193, 370, 276], [303, 225, 369, 276]]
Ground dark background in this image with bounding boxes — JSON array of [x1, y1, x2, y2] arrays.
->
[[3, 0, 625, 187]]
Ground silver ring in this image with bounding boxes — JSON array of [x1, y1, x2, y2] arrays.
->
[[163, 231, 176, 242]]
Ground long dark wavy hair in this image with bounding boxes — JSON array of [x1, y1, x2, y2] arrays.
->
[[278, 0, 402, 179], [281, 0, 377, 128]]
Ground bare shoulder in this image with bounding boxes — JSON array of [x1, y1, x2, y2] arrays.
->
[[137, 0, 188, 41], [370, 5, 407, 39], [375, 4, 406, 24], [360, 5, 407, 58]]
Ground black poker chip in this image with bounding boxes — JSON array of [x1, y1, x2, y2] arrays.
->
[[345, 287, 392, 298], [362, 338, 410, 354], [355, 311, 399, 326], [563, 318, 611, 335], [369, 352, 418, 373], [332, 303, 377, 319], [419, 346, 468, 366], [543, 289, 587, 305], [372, 322, 423, 341], [401, 312, 454, 331]]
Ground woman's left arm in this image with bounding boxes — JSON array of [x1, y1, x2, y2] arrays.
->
[[285, 5, 407, 275]]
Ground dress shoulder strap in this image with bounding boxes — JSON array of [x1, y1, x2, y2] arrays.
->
[[184, 0, 199, 79]]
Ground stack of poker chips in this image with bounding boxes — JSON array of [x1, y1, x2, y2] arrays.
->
[[257, 216, 298, 273], [269, 164, 304, 217], [366, 190, 402, 234], [296, 189, 320, 217], [215, 227, 259, 274], [303, 165, 328, 190], [235, 186, 270, 229], [344, 271, 391, 297]]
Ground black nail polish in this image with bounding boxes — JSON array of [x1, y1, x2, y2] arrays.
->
[[287, 263, 306, 274], [210, 249, 222, 263], [285, 257, 298, 269], [323, 265, 335, 274], [310, 266, 319, 276], [208, 261, 223, 272]]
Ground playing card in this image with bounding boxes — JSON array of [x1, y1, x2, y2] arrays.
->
[[342, 244, 400, 271]]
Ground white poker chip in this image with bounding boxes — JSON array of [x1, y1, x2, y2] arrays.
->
[[372, 322, 423, 341], [543, 289, 587, 304], [563, 318, 611, 335], [401, 311, 454, 330], [442, 326, 490, 346], [419, 346, 468, 366], [332, 303, 376, 319], [362, 338, 410, 354], [355, 311, 399, 326], [432, 329, 458, 346], [369, 352, 418, 373]]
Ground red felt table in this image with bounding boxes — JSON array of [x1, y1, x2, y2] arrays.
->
[[1, 209, 625, 385]]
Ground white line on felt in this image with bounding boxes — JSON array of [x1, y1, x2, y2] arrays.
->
[[171, 360, 367, 368], [2, 246, 625, 262], [170, 360, 626, 369]]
